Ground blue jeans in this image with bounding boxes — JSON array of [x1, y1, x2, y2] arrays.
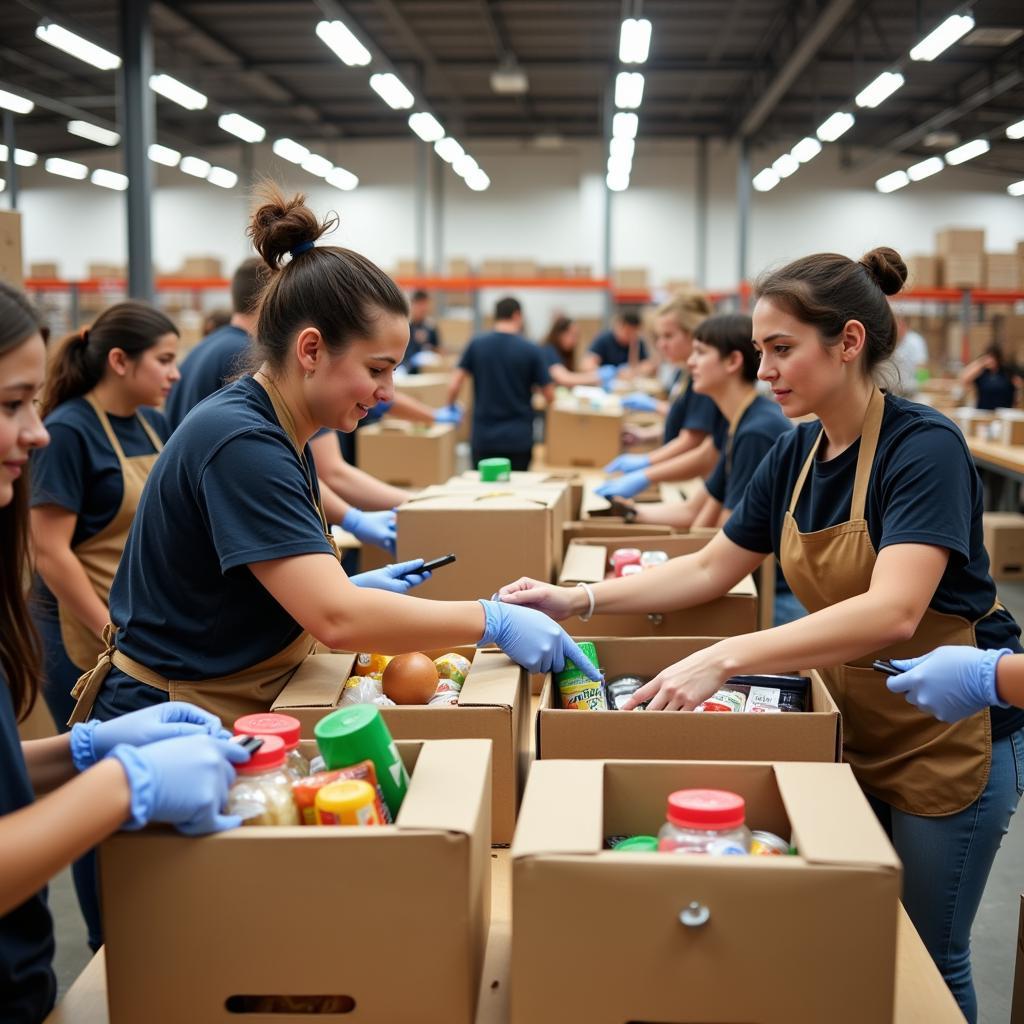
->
[[868, 728, 1024, 1023], [772, 588, 807, 627]]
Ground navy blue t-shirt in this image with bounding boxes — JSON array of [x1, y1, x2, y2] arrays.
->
[[402, 319, 441, 372], [588, 329, 649, 368], [662, 378, 729, 449], [98, 376, 335, 702], [0, 676, 56, 1024], [724, 393, 1024, 740], [165, 324, 251, 429], [459, 331, 550, 453], [975, 368, 1016, 412], [540, 344, 566, 371]]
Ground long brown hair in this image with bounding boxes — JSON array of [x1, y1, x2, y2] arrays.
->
[[543, 316, 575, 369], [0, 283, 44, 720]]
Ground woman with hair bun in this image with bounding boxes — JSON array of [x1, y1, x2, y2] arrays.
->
[[497, 246, 1023, 1020]]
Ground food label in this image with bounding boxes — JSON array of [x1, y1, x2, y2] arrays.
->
[[695, 688, 746, 713], [746, 686, 782, 713], [559, 680, 608, 711]]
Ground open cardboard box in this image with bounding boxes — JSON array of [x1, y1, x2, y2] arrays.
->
[[559, 533, 758, 637], [512, 759, 900, 1024], [272, 648, 529, 844], [101, 738, 492, 1024], [395, 370, 452, 408], [545, 401, 624, 468], [536, 637, 841, 763], [356, 421, 456, 487], [453, 469, 597, 521]]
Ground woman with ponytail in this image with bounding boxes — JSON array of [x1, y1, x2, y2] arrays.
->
[[498, 247, 1023, 1020]]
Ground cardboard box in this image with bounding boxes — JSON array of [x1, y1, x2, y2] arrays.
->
[[395, 258, 419, 277], [436, 316, 474, 350], [0, 210, 23, 287], [545, 401, 624, 468], [179, 255, 223, 278], [86, 262, 124, 280], [28, 260, 59, 279], [272, 650, 527, 844], [559, 534, 758, 637], [538, 264, 568, 279], [447, 257, 472, 277], [948, 320, 995, 361], [102, 738, 492, 1024], [395, 370, 451, 409], [995, 409, 1024, 445], [453, 468, 590, 521], [941, 253, 984, 288], [984, 512, 1024, 580], [612, 267, 649, 290], [396, 483, 571, 598], [511, 759, 899, 1024], [536, 637, 840, 762], [936, 227, 985, 256], [953, 407, 996, 440], [904, 254, 938, 289], [986, 252, 1021, 291], [357, 421, 456, 487]]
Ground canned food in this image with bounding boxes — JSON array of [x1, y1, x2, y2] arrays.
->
[[696, 688, 747, 713], [606, 674, 648, 710], [315, 779, 384, 826], [640, 550, 669, 568], [750, 830, 792, 856], [556, 642, 607, 710]]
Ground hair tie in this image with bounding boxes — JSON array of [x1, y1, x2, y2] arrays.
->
[[290, 240, 315, 259]]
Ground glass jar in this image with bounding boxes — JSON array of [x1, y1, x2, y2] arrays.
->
[[657, 788, 752, 855], [234, 712, 310, 780], [226, 735, 301, 826]]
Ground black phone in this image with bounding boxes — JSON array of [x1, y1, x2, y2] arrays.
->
[[234, 735, 264, 755], [406, 553, 457, 576], [872, 659, 901, 677]]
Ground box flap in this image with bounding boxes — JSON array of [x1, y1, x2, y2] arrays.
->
[[370, 421, 455, 439], [271, 652, 353, 709], [774, 762, 900, 870], [559, 543, 607, 584], [460, 649, 523, 708], [396, 738, 492, 837], [403, 489, 559, 512], [511, 760, 604, 858]]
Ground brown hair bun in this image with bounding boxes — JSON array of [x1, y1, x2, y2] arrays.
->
[[859, 246, 907, 297], [247, 184, 337, 271]]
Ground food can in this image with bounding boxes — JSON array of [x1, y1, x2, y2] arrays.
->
[[696, 688, 747, 713], [555, 641, 607, 710], [750, 830, 792, 856], [640, 550, 669, 568], [605, 674, 648, 710], [315, 779, 383, 826], [292, 759, 390, 825]]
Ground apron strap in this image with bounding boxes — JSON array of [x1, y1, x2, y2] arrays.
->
[[725, 389, 759, 478], [84, 394, 129, 464], [850, 387, 885, 521], [787, 431, 823, 515], [134, 411, 165, 453]]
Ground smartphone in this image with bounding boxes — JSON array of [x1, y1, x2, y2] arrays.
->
[[403, 553, 457, 576], [872, 659, 901, 676]]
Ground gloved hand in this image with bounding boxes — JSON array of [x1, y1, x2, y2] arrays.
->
[[411, 350, 441, 369], [887, 646, 1012, 723], [621, 392, 658, 413], [598, 364, 619, 390], [109, 733, 251, 835], [342, 507, 397, 555], [434, 404, 462, 426], [594, 469, 650, 500], [604, 452, 651, 474], [364, 401, 391, 425], [477, 599, 604, 679], [351, 559, 432, 594], [70, 701, 229, 772]]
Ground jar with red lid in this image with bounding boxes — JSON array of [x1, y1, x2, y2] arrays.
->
[[610, 548, 642, 577], [657, 788, 752, 854], [225, 734, 301, 826], [234, 712, 310, 780]]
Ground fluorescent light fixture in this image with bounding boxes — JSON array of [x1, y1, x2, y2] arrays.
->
[[453, 153, 479, 178], [149, 73, 207, 111], [465, 169, 490, 192], [0, 89, 34, 115], [907, 156, 944, 181], [315, 20, 371, 67], [0, 146, 38, 167], [816, 111, 855, 142], [148, 143, 180, 167], [910, 14, 975, 61], [791, 136, 822, 163], [1007, 118, 1024, 140], [752, 168, 779, 192], [369, 73, 414, 110], [876, 170, 910, 193], [606, 169, 630, 192], [179, 156, 212, 178], [856, 71, 905, 109], [300, 153, 332, 177], [36, 21, 121, 70], [207, 166, 238, 189], [326, 166, 359, 191], [772, 153, 799, 178], [614, 71, 645, 109], [619, 18, 652, 64], [45, 157, 88, 180], [945, 138, 990, 165], [273, 138, 310, 164], [218, 112, 265, 144], [609, 136, 635, 162], [68, 120, 120, 147], [408, 112, 445, 142], [490, 65, 529, 95], [608, 154, 633, 178], [0, 179, 4, 193], [612, 112, 639, 139], [434, 137, 464, 163], [1008, 180, 1024, 197], [90, 168, 128, 191]]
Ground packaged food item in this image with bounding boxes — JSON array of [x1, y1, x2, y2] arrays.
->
[[339, 674, 395, 708], [611, 548, 642, 576], [555, 641, 607, 710], [750, 830, 792, 856], [429, 651, 472, 706], [225, 735, 301, 826], [620, 563, 643, 577], [382, 652, 439, 704], [658, 789, 752, 855], [314, 705, 409, 818], [233, 712, 309, 779], [726, 674, 810, 713], [309, 754, 326, 774], [639, 549, 669, 568], [605, 674, 649, 710], [292, 760, 390, 825], [695, 688, 747, 713], [611, 835, 659, 852], [354, 652, 392, 678], [315, 779, 384, 826], [479, 457, 512, 482]]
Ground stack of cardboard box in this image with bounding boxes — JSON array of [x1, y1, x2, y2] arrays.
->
[[936, 228, 985, 288]]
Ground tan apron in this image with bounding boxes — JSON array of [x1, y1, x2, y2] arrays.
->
[[69, 373, 340, 726], [779, 386, 992, 817], [58, 396, 164, 672]]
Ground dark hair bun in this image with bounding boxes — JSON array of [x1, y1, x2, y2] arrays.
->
[[860, 247, 907, 296], [247, 184, 336, 271]]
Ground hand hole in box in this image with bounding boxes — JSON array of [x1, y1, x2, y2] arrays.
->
[[225, 994, 356, 1014]]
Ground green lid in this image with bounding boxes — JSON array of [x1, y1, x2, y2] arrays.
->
[[478, 457, 512, 482], [612, 835, 659, 852]]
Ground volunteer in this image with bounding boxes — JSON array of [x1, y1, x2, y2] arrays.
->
[[581, 311, 654, 377], [0, 282, 252, 1024], [598, 290, 725, 499], [73, 187, 598, 735], [539, 316, 605, 387], [960, 342, 1021, 411], [403, 289, 442, 371], [498, 247, 1024, 1022]]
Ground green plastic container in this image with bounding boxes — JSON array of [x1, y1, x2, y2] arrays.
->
[[478, 457, 512, 482], [314, 705, 409, 817], [612, 835, 659, 852]]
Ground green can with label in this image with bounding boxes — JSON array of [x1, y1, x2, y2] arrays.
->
[[555, 641, 607, 710], [478, 457, 512, 482], [314, 705, 409, 818]]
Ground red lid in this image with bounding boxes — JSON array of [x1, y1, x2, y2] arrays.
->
[[611, 548, 642, 565], [666, 789, 746, 830], [235, 734, 287, 773], [234, 713, 300, 751]]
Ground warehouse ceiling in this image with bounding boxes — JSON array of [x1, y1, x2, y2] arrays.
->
[[2, 0, 1023, 181]]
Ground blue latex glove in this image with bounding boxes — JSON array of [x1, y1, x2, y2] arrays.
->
[[477, 599, 604, 679], [434, 404, 463, 426], [342, 507, 397, 555], [622, 392, 658, 413], [594, 469, 650, 500], [351, 558, 432, 594], [411, 350, 441, 369], [109, 734, 251, 835], [888, 646, 1012, 723], [364, 401, 391, 425], [598, 364, 619, 390], [604, 452, 651, 474], [70, 701, 229, 772]]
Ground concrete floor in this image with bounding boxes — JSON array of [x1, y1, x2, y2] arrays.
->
[[46, 581, 1024, 1021]]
